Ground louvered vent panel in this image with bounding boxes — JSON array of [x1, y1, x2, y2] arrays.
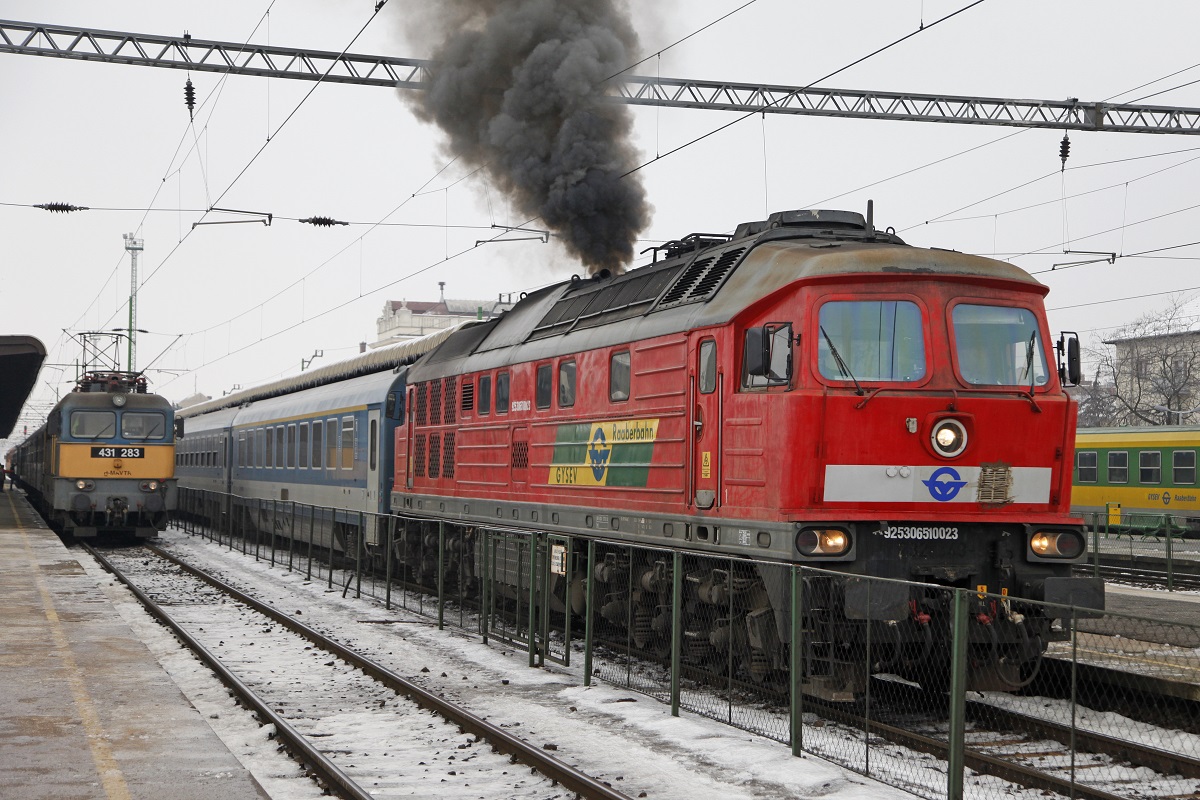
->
[[461, 380, 475, 412], [444, 377, 457, 424], [658, 256, 714, 306], [442, 432, 455, 478], [686, 247, 745, 300], [414, 435, 426, 477]]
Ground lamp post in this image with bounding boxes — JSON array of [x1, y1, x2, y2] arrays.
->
[[1152, 404, 1200, 425]]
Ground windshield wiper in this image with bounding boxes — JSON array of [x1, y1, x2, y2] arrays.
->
[[820, 326, 864, 396], [1019, 330, 1042, 412]]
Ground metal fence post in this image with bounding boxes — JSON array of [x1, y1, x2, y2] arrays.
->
[[947, 588, 967, 800], [307, 505, 315, 582], [790, 565, 804, 757], [670, 550, 682, 717], [437, 520, 445, 630], [1070, 605, 1078, 791], [385, 517, 394, 611], [481, 527, 490, 644], [327, 507, 335, 591], [356, 511, 364, 599], [584, 538, 595, 687], [288, 501, 295, 572], [1166, 518, 1175, 591], [527, 532, 538, 668]]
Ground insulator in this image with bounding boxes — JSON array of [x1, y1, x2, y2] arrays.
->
[[35, 202, 89, 213], [1059, 134, 1070, 171], [184, 79, 196, 119], [300, 216, 349, 227]]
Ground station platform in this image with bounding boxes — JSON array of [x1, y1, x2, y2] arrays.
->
[[0, 491, 269, 800]]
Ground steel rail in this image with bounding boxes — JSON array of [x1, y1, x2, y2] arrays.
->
[[140, 543, 634, 800], [82, 543, 374, 800]]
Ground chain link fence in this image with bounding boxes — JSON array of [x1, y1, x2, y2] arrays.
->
[[173, 489, 1200, 800], [1079, 506, 1200, 590]]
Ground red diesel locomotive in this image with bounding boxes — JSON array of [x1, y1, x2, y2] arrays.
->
[[391, 208, 1103, 695]]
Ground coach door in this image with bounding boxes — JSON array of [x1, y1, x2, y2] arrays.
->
[[691, 337, 721, 510], [365, 409, 382, 545]]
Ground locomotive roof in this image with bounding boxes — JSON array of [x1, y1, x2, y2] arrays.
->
[[408, 209, 1046, 382]]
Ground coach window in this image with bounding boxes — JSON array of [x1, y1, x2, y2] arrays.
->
[[246, 431, 255, 468], [287, 424, 297, 468], [71, 410, 116, 439], [496, 372, 510, 413], [298, 423, 309, 468], [1140, 451, 1161, 484], [699, 340, 717, 394], [256, 428, 266, 468], [275, 426, 286, 468], [326, 418, 338, 469], [341, 417, 355, 469], [610, 351, 631, 401], [311, 420, 324, 469], [237, 432, 246, 468], [1108, 450, 1128, 484], [266, 427, 276, 468], [559, 360, 576, 407], [1175, 450, 1196, 484], [536, 364, 553, 409], [479, 375, 492, 415], [122, 412, 166, 439], [1076, 451, 1097, 483]]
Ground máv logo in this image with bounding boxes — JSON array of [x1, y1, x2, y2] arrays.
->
[[923, 466, 967, 502], [588, 428, 611, 481]]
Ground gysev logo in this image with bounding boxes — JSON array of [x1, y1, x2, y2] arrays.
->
[[922, 466, 967, 502], [549, 418, 660, 487]]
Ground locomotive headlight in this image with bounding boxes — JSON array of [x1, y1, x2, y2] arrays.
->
[[1028, 530, 1084, 559], [931, 419, 967, 457], [112, 394, 127, 407], [796, 527, 852, 557], [140, 480, 159, 492], [74, 479, 95, 491]]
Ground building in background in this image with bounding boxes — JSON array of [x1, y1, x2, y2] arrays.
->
[[373, 283, 514, 348]]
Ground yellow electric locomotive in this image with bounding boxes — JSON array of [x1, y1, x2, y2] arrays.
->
[[13, 371, 177, 540]]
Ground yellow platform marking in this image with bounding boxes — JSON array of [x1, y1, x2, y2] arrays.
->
[[8, 493, 131, 800]]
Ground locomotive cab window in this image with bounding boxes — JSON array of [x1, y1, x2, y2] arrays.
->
[[1076, 450, 1097, 483], [951, 303, 1048, 387], [71, 411, 116, 439], [744, 324, 792, 388], [122, 412, 166, 439], [1175, 450, 1196, 484], [817, 301, 924, 384], [536, 364, 553, 409], [558, 360, 576, 408], [1108, 450, 1128, 484], [610, 351, 631, 401]]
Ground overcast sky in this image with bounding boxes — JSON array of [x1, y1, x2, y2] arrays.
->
[[5, 0, 1200, 438]]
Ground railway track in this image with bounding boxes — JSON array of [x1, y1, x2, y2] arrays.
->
[[83, 542, 632, 800]]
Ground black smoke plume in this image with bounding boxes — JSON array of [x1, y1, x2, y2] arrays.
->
[[402, 0, 651, 273]]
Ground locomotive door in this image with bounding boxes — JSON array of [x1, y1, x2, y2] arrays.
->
[[691, 337, 721, 510]]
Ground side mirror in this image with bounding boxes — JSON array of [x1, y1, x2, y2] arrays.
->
[[1057, 332, 1081, 387], [744, 327, 770, 377], [174, 417, 185, 439]]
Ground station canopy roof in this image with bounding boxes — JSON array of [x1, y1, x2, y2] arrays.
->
[[0, 336, 46, 438]]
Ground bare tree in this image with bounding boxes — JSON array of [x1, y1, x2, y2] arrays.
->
[[1090, 295, 1200, 426], [1074, 370, 1124, 428]]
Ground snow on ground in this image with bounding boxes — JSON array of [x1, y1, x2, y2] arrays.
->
[[83, 527, 924, 800]]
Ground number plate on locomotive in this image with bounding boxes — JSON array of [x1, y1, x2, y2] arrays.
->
[[91, 446, 144, 459]]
